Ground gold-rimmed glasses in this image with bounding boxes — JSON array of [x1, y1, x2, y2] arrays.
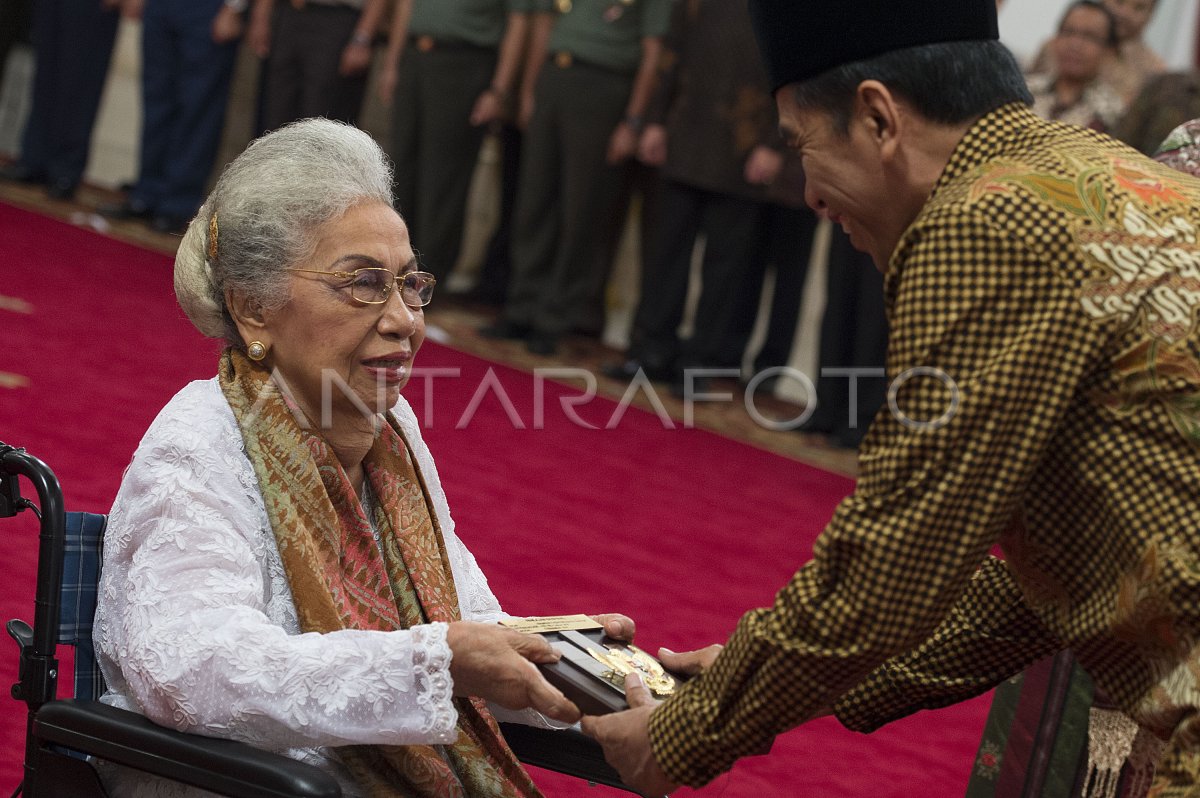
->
[[287, 267, 437, 307]]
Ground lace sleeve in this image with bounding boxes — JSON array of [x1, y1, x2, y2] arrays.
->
[[95, 380, 458, 750], [390, 397, 505, 623]]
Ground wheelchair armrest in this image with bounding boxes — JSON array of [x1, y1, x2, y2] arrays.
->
[[498, 721, 634, 792], [34, 700, 341, 798]]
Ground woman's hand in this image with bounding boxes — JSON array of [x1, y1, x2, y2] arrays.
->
[[590, 613, 635, 642], [447, 621, 581, 724]]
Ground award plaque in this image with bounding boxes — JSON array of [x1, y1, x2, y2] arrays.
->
[[500, 616, 686, 716]]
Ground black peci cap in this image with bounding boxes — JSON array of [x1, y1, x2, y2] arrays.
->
[[748, 0, 1000, 93]]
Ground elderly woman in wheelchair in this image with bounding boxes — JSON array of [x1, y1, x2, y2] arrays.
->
[[92, 118, 632, 798]]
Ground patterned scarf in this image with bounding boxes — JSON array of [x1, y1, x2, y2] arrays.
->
[[218, 348, 542, 798]]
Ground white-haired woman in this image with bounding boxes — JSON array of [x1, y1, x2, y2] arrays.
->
[[94, 118, 631, 798]]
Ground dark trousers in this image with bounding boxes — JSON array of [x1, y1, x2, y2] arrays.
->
[[628, 178, 764, 371], [132, 0, 237, 219], [713, 203, 818, 373], [803, 227, 889, 448], [391, 43, 496, 280], [587, 158, 658, 336], [262, 3, 366, 131], [475, 122, 522, 304], [505, 60, 633, 336], [17, 0, 118, 189]]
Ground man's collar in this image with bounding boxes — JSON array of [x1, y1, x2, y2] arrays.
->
[[933, 103, 1042, 194]]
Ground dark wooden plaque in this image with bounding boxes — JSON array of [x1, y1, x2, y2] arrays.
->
[[536, 628, 686, 716]]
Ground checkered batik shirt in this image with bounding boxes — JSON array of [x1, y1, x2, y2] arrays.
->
[[648, 103, 1200, 787]]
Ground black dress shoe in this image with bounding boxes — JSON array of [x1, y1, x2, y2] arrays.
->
[[525, 331, 559, 356], [0, 162, 45, 185], [602, 358, 675, 382], [479, 319, 532, 340], [98, 198, 153, 220], [150, 214, 189, 235], [669, 373, 711, 399], [602, 359, 640, 380], [45, 179, 76, 201]]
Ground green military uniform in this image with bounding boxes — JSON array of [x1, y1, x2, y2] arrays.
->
[[501, 0, 672, 345], [391, 0, 534, 280], [647, 104, 1200, 795]]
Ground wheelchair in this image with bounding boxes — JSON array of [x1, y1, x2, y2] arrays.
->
[[2, 442, 631, 797]]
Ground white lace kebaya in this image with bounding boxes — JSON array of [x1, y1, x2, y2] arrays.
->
[[94, 378, 546, 797]]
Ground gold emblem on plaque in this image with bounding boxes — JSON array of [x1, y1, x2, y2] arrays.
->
[[587, 644, 677, 698], [555, 0, 572, 12], [554, 51, 573, 69]]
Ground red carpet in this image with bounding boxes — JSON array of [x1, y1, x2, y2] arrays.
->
[[0, 202, 990, 796]]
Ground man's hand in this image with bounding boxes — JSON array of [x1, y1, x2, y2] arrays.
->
[[637, 124, 667, 167], [447, 621, 581, 724], [211, 5, 244, 44], [658, 643, 722, 676], [591, 613, 636, 642], [607, 121, 639, 165], [120, 0, 144, 19], [744, 146, 783, 186], [470, 88, 506, 126], [582, 673, 679, 796], [247, 6, 272, 58], [377, 64, 398, 105], [339, 37, 372, 76]]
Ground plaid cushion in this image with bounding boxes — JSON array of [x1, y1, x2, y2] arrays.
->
[[61, 512, 106, 702]]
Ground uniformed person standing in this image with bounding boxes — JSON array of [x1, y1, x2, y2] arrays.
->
[[99, 0, 245, 234], [0, 0, 122, 200], [608, 0, 812, 385], [485, 0, 673, 355], [379, 0, 533, 282], [248, 0, 385, 132]]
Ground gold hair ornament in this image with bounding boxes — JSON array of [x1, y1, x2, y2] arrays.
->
[[208, 213, 219, 260]]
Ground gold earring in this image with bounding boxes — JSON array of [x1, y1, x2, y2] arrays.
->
[[247, 341, 268, 361]]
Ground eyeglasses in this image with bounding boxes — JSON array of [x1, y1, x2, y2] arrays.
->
[[287, 267, 437, 307]]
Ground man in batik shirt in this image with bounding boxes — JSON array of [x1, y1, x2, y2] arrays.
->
[[581, 0, 1200, 795]]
